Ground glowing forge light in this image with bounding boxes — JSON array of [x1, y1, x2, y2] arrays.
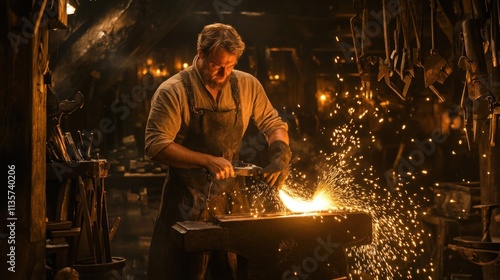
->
[[278, 186, 335, 213]]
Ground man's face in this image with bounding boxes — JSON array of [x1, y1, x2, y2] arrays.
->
[[199, 49, 238, 90]]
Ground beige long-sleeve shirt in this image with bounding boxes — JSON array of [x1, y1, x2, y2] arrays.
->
[[145, 57, 288, 159]]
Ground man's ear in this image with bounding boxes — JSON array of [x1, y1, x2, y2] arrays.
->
[[197, 49, 204, 59]]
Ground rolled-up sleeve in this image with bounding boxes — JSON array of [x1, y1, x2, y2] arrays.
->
[[144, 82, 184, 159]]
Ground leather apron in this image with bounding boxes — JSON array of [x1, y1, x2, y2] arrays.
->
[[147, 70, 248, 280]]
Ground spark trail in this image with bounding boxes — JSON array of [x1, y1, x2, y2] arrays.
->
[[279, 121, 433, 279]]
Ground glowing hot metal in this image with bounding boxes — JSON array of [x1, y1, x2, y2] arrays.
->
[[279, 186, 336, 213]]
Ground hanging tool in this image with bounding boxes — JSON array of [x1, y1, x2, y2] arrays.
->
[[460, 82, 473, 150], [421, 0, 448, 102], [428, 84, 446, 103], [350, 0, 363, 76], [489, 105, 500, 147], [390, 16, 403, 80], [489, 0, 500, 147], [433, 0, 454, 84], [491, 0, 499, 69], [399, 0, 444, 102], [351, 0, 375, 94], [424, 0, 448, 88], [458, 18, 489, 100], [378, 0, 405, 100], [359, 1, 376, 95], [397, 0, 413, 81], [398, 0, 416, 99], [408, 0, 424, 69], [459, 17, 491, 142]]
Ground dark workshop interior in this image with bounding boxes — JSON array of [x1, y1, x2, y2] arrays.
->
[[2, 0, 500, 279]]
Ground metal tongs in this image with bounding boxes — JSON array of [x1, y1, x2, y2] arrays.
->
[[232, 161, 264, 178]]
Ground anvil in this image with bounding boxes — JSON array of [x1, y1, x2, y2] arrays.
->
[[172, 211, 372, 279]]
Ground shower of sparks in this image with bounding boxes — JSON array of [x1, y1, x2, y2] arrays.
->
[[273, 119, 433, 280], [245, 180, 283, 216], [241, 78, 471, 278]]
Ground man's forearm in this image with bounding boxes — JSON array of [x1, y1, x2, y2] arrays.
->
[[152, 142, 236, 180], [152, 142, 208, 169]]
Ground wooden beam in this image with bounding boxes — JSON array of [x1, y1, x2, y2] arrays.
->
[[50, 0, 198, 99]]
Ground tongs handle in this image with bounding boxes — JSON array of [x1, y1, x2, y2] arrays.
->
[[232, 161, 263, 178]]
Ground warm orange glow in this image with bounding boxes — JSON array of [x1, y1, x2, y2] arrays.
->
[[279, 186, 335, 213]]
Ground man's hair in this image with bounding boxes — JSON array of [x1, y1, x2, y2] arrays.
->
[[197, 23, 245, 58]]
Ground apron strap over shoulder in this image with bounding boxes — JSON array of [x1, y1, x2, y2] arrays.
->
[[180, 70, 204, 115], [180, 70, 242, 115], [229, 73, 241, 114]]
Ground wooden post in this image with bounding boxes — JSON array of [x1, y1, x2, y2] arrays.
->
[[0, 1, 48, 279]]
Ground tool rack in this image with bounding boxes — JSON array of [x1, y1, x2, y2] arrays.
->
[[46, 159, 117, 272]]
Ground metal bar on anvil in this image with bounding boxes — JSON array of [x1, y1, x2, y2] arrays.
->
[[172, 211, 372, 279]]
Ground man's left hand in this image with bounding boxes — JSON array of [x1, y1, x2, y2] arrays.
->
[[263, 140, 291, 189]]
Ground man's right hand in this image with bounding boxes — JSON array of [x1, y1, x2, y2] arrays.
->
[[205, 156, 235, 180], [152, 143, 235, 180]]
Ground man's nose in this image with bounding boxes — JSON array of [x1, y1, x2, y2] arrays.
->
[[218, 66, 230, 76]]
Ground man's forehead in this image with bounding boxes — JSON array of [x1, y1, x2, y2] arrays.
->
[[208, 48, 236, 58], [208, 49, 238, 62]]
